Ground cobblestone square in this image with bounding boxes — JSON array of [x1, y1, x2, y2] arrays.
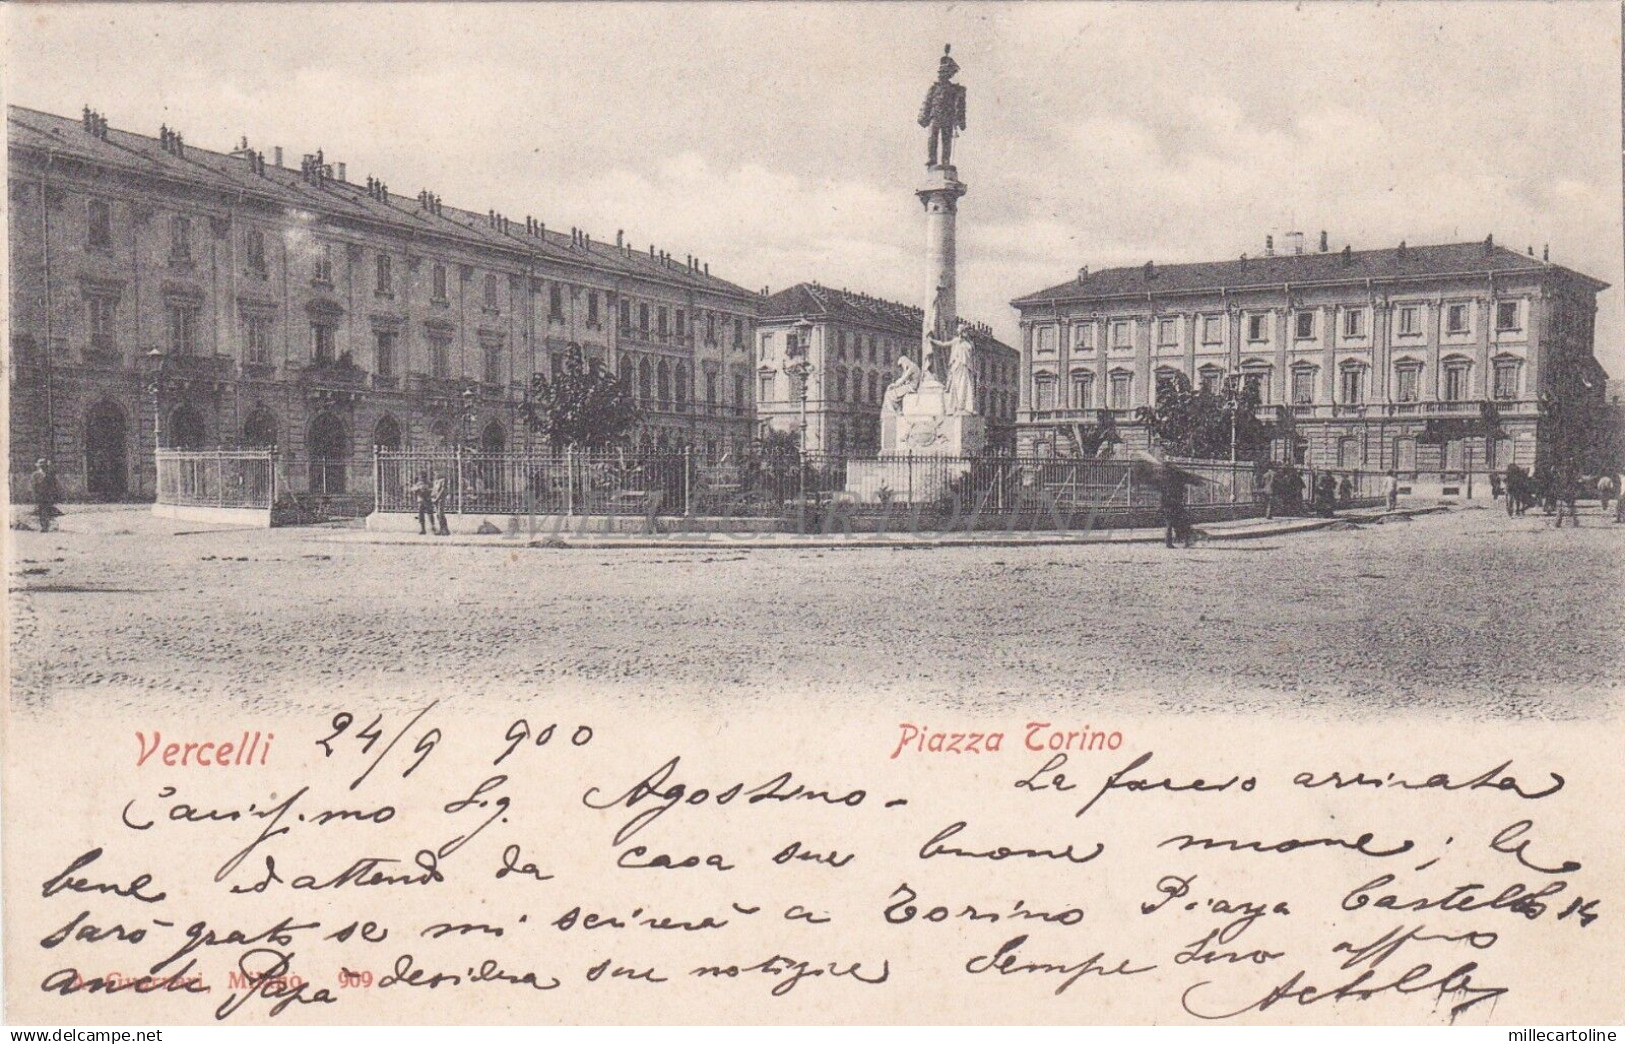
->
[[8, 504, 1622, 718]]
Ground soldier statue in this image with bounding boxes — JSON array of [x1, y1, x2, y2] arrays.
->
[[918, 45, 967, 169]]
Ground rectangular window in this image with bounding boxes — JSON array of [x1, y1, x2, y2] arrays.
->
[[245, 229, 267, 275], [1071, 374, 1093, 409], [1202, 316, 1221, 344], [1074, 324, 1094, 351], [1295, 311, 1315, 340], [706, 372, 718, 404], [705, 313, 717, 345], [484, 274, 499, 308], [432, 264, 448, 301], [1290, 369, 1315, 405], [733, 318, 744, 348], [245, 315, 272, 365], [88, 199, 113, 249], [375, 254, 392, 294], [1110, 321, 1131, 349], [167, 302, 199, 355], [374, 331, 396, 377], [550, 285, 565, 321], [1158, 318, 1177, 346], [310, 322, 335, 365], [429, 335, 451, 379], [170, 216, 191, 261], [1395, 366, 1419, 403], [1340, 368, 1362, 404], [483, 343, 502, 385], [1493, 362, 1519, 401], [314, 244, 334, 285], [1034, 377, 1056, 411], [1496, 301, 1520, 331], [619, 299, 632, 333], [1108, 373, 1132, 410], [1243, 371, 1269, 405], [759, 373, 774, 402], [1343, 309, 1364, 337], [639, 304, 650, 336], [1199, 369, 1222, 396], [734, 372, 747, 406], [1443, 366, 1469, 401], [657, 307, 669, 341], [675, 309, 685, 341], [87, 296, 117, 353], [1398, 306, 1420, 335], [587, 292, 600, 327], [1247, 314, 1266, 342], [1446, 303, 1469, 335]]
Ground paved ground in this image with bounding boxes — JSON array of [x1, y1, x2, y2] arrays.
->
[[8, 502, 1623, 719]]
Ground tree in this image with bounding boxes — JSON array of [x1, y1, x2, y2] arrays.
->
[[521, 345, 640, 449], [1136, 372, 1271, 460]]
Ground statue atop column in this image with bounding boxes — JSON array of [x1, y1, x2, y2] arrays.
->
[[918, 44, 967, 170]]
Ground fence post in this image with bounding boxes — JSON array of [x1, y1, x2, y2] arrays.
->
[[455, 444, 464, 514], [373, 446, 381, 516], [565, 445, 575, 518], [907, 452, 914, 505], [683, 446, 692, 517]]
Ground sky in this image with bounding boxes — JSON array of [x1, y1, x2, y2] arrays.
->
[[7, 2, 1623, 379]]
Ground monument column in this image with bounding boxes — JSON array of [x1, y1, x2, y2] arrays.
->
[[918, 168, 969, 381]]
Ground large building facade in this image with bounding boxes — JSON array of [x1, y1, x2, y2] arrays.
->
[[7, 105, 761, 500], [756, 282, 1019, 454], [1011, 237, 1609, 484]]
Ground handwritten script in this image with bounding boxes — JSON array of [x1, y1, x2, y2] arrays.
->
[[4, 707, 1617, 1024]]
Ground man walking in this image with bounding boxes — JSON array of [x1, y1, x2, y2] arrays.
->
[[431, 473, 451, 536], [1554, 466, 1580, 528], [1385, 468, 1399, 512], [408, 471, 434, 535], [30, 458, 61, 532], [1261, 465, 1277, 520], [1159, 469, 1193, 549]]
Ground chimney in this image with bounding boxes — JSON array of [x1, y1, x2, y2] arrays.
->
[[274, 146, 283, 168], [1543, 244, 1549, 262], [1528, 245, 1535, 256], [1265, 234, 1275, 257], [616, 230, 624, 248], [1483, 233, 1494, 256], [704, 262, 709, 276], [336, 162, 347, 183], [1319, 230, 1329, 252], [1144, 260, 1155, 280], [1398, 240, 1408, 259], [1342, 244, 1352, 265]]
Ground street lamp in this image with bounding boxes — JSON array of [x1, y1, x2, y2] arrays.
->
[[460, 384, 476, 448], [789, 318, 815, 456], [145, 348, 166, 497]]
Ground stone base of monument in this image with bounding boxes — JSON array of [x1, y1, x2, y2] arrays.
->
[[842, 382, 986, 504]]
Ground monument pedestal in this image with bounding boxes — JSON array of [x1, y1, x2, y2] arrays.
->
[[880, 380, 986, 456]]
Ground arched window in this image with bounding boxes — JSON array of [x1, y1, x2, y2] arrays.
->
[[657, 360, 671, 406], [481, 421, 505, 454], [307, 413, 348, 494], [638, 358, 652, 401], [618, 354, 634, 390], [244, 407, 279, 449], [674, 362, 689, 409], [169, 405, 206, 450], [84, 401, 128, 498]]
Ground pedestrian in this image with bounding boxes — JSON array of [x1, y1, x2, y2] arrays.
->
[[1554, 466, 1579, 529], [1503, 465, 1520, 517], [431, 473, 450, 535], [408, 471, 434, 535], [1490, 471, 1504, 502], [30, 458, 61, 532], [1616, 471, 1625, 523], [1596, 473, 1615, 515], [1337, 474, 1354, 507], [1385, 469, 1399, 512], [1261, 465, 1277, 520], [1159, 469, 1194, 549], [1315, 472, 1337, 518]]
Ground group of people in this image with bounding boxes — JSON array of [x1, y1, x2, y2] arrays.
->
[[407, 472, 451, 536], [1258, 465, 1359, 519], [1500, 463, 1624, 527]]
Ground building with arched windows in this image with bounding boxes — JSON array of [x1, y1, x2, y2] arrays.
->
[[755, 282, 1019, 454], [1012, 237, 1609, 489], [8, 104, 760, 499]]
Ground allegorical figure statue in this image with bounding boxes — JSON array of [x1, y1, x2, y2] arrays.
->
[[918, 44, 967, 169], [928, 324, 976, 414], [883, 356, 923, 413]]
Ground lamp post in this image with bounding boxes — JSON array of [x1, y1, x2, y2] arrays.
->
[[145, 347, 166, 497]]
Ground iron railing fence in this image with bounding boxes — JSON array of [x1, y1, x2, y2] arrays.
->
[[156, 449, 278, 509]]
